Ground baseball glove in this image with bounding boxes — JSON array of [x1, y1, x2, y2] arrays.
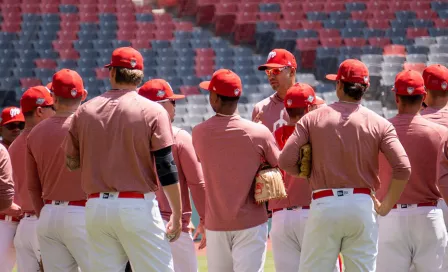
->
[[39, 258, 45, 272], [298, 143, 312, 178], [254, 165, 287, 204]]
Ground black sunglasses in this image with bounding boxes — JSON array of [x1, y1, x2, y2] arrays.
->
[[170, 100, 175, 105], [41, 105, 56, 111], [4, 122, 25, 130]]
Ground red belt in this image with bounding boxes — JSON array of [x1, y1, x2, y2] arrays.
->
[[88, 192, 145, 199], [44, 200, 87, 207], [393, 202, 438, 209], [272, 206, 310, 213], [0, 214, 21, 222], [312, 188, 372, 200]]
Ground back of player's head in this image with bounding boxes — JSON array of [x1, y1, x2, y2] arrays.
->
[[105, 47, 144, 86], [20, 86, 54, 118], [326, 59, 370, 101], [199, 69, 242, 104], [51, 69, 87, 105], [393, 70, 426, 106]]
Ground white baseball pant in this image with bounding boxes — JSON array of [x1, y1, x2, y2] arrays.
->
[[437, 199, 448, 228], [298, 189, 378, 272], [270, 208, 342, 272], [13, 214, 41, 272], [0, 217, 18, 272], [163, 220, 198, 272], [85, 192, 173, 272], [376, 205, 448, 272], [206, 222, 268, 272], [37, 202, 90, 272]]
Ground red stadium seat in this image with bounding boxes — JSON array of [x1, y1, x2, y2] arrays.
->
[[410, 1, 431, 10], [2, 13, 22, 22], [325, 2, 345, 12], [117, 30, 135, 41], [135, 30, 155, 40], [214, 3, 238, 14], [195, 57, 215, 67], [153, 13, 173, 23], [416, 10, 438, 19], [278, 20, 302, 30], [300, 20, 322, 31], [235, 12, 258, 24], [137, 22, 157, 31], [296, 38, 319, 51], [283, 11, 306, 21], [98, 4, 117, 13], [180, 86, 201, 96], [80, 13, 98, 23], [368, 37, 391, 47], [1, 5, 21, 13], [154, 31, 173, 40], [130, 39, 151, 49], [371, 11, 395, 20], [367, 19, 390, 30], [174, 21, 194, 32], [60, 14, 79, 23], [60, 22, 80, 32], [320, 37, 343, 47], [155, 22, 175, 32], [351, 11, 372, 21], [95, 68, 109, 80], [58, 31, 78, 41], [214, 4, 237, 35], [403, 62, 426, 74], [20, 78, 43, 88], [61, 0, 79, 4], [117, 12, 136, 22], [58, 49, 80, 60], [1, 22, 21, 33], [434, 19, 448, 28], [35, 59, 57, 69], [195, 48, 215, 58], [21, 4, 40, 13], [406, 28, 428, 39], [281, 2, 301, 13], [157, 0, 179, 8], [383, 45, 406, 56], [196, 0, 216, 25], [40, 4, 60, 13], [344, 38, 367, 47], [118, 21, 137, 31], [116, 4, 136, 13], [98, 0, 115, 4], [195, 65, 215, 77], [258, 12, 282, 22], [388, 2, 410, 11], [302, 2, 325, 12], [239, 3, 259, 13], [366, 2, 388, 11], [80, 0, 97, 4], [318, 29, 340, 39], [52, 40, 74, 51], [78, 4, 98, 13]]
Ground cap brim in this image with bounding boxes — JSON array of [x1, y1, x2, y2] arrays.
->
[[325, 74, 338, 81], [314, 97, 325, 105], [2, 119, 24, 126], [104, 64, 111, 68], [199, 81, 211, 91], [167, 94, 185, 100], [258, 63, 286, 71]]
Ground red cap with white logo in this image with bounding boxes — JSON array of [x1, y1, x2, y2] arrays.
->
[[392, 70, 426, 96], [326, 59, 370, 85], [51, 69, 86, 99], [422, 64, 448, 91], [258, 49, 298, 71], [138, 79, 185, 102], [0, 107, 24, 126], [199, 69, 243, 97], [20, 86, 54, 113], [104, 47, 143, 70], [284, 83, 319, 109]]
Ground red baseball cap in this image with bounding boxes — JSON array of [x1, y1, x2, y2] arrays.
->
[[51, 69, 86, 99], [1, 107, 24, 126], [326, 59, 370, 85], [258, 49, 297, 71], [104, 47, 143, 70], [392, 70, 426, 96], [422, 64, 448, 91], [46, 82, 52, 90], [199, 69, 242, 97], [315, 96, 325, 105], [20, 86, 54, 113], [138, 79, 185, 101], [284, 83, 319, 109]]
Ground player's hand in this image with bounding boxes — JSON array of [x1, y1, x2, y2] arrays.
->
[[253, 111, 263, 124], [166, 214, 182, 243], [371, 193, 391, 216], [3, 203, 22, 217], [193, 221, 206, 250]]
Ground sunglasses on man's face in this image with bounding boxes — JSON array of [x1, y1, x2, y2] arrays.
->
[[41, 105, 56, 111], [265, 67, 288, 76], [4, 122, 25, 130]]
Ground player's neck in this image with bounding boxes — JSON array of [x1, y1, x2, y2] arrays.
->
[[276, 81, 295, 100], [398, 105, 420, 115], [425, 96, 448, 109], [54, 104, 78, 117], [110, 82, 137, 91], [216, 105, 238, 116]]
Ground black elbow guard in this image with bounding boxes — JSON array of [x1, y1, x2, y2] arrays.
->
[[154, 146, 179, 186]]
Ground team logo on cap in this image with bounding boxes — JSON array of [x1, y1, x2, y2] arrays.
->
[[36, 98, 45, 105], [407, 87, 414, 94], [287, 99, 292, 106], [363, 76, 369, 84], [156, 90, 165, 98], [130, 59, 137, 68], [267, 51, 276, 61], [442, 82, 447, 90], [234, 89, 240, 96], [9, 108, 20, 117], [71, 89, 77, 97], [307, 96, 314, 103]]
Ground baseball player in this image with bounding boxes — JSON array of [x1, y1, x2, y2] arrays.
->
[[271, 83, 343, 272], [375, 70, 448, 271], [0, 107, 25, 149], [9, 86, 55, 272], [193, 69, 280, 271], [64, 47, 182, 271], [0, 142, 19, 272], [420, 64, 448, 226], [279, 59, 411, 272], [26, 69, 90, 272], [252, 49, 296, 131], [138, 78, 206, 272]]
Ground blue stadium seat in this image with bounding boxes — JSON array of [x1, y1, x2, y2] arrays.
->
[[259, 3, 281, 13], [59, 5, 78, 13], [234, 47, 253, 57], [439, 10, 448, 19], [15, 59, 35, 68], [385, 28, 407, 38], [176, 66, 194, 76], [18, 50, 39, 60], [79, 49, 99, 59], [22, 14, 41, 22], [156, 57, 177, 66], [112, 40, 131, 48], [241, 75, 260, 85], [345, 20, 366, 29], [143, 67, 157, 77], [323, 20, 345, 29], [99, 22, 118, 31], [174, 31, 192, 40], [317, 47, 339, 56], [93, 40, 112, 51], [172, 40, 191, 50], [345, 3, 366, 11], [339, 46, 363, 56], [364, 29, 385, 38], [215, 48, 234, 58], [0, 33, 17, 42], [0, 68, 12, 78], [192, 30, 213, 40], [190, 40, 210, 49], [74, 41, 93, 50], [97, 31, 116, 40], [182, 76, 201, 86], [135, 14, 154, 22], [35, 68, 55, 80], [412, 19, 434, 28], [41, 14, 60, 23], [329, 11, 351, 20], [256, 22, 278, 33], [37, 49, 58, 59], [315, 83, 334, 93], [391, 37, 414, 45], [395, 11, 416, 20], [39, 22, 60, 32], [0, 49, 17, 59], [140, 49, 157, 59], [1, 78, 20, 89], [431, 2, 448, 11], [155, 48, 178, 57], [177, 57, 195, 66], [99, 14, 117, 22], [210, 37, 231, 49], [37, 31, 58, 40], [390, 20, 413, 29], [406, 45, 429, 54], [307, 12, 328, 21], [80, 23, 99, 32], [341, 28, 364, 38], [429, 28, 448, 36], [78, 68, 95, 78], [98, 49, 114, 60], [13, 68, 34, 78], [56, 59, 77, 70], [77, 31, 98, 40], [215, 57, 234, 68], [151, 40, 171, 50], [296, 29, 318, 38], [0, 41, 12, 50]]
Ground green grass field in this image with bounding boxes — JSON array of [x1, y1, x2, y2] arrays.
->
[[198, 250, 275, 272]]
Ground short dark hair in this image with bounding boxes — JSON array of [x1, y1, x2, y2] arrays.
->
[[428, 89, 448, 98], [23, 109, 35, 118], [342, 81, 369, 101], [286, 107, 306, 119], [114, 67, 144, 86], [397, 94, 424, 105], [217, 94, 240, 103]]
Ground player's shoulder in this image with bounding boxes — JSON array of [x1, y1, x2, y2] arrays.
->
[[28, 117, 53, 136], [420, 116, 448, 135], [240, 117, 273, 138], [254, 94, 275, 109]]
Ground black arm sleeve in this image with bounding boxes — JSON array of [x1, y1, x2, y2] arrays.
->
[[154, 146, 179, 187]]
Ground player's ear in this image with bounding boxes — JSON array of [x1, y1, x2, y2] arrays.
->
[[81, 90, 87, 102], [395, 94, 399, 104], [290, 67, 296, 77]]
